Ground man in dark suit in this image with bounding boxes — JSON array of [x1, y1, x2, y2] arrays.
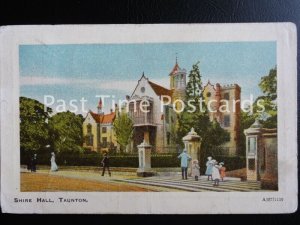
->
[[101, 152, 111, 177], [31, 154, 37, 172]]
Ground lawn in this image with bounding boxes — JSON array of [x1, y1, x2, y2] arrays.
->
[[21, 172, 151, 192]]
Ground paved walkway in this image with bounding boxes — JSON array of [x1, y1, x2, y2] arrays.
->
[[122, 176, 262, 192], [22, 168, 263, 192]]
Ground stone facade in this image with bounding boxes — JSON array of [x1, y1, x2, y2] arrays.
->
[[82, 103, 118, 152], [127, 74, 177, 153], [127, 61, 241, 155], [203, 82, 241, 155], [244, 120, 278, 190]]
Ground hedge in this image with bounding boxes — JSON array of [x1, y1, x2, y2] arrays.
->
[[21, 152, 179, 168], [211, 155, 246, 171], [21, 152, 245, 170]]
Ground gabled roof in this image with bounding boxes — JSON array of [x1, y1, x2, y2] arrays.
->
[[89, 111, 116, 124], [203, 80, 216, 91], [130, 73, 173, 98], [148, 80, 173, 97]]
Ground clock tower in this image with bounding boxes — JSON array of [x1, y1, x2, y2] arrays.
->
[[169, 58, 187, 105]]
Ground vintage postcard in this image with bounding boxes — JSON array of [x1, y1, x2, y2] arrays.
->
[[0, 24, 297, 214]]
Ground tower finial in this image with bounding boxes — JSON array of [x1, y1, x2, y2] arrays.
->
[[97, 98, 103, 114], [175, 53, 178, 64]]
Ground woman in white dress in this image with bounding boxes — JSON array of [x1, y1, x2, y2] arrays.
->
[[50, 152, 58, 172], [211, 160, 221, 186]]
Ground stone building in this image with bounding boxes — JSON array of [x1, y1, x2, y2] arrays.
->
[[127, 61, 241, 155], [82, 99, 118, 153], [127, 73, 177, 153], [203, 81, 241, 155]]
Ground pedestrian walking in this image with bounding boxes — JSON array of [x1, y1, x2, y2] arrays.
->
[[50, 152, 58, 172], [178, 149, 191, 180], [31, 154, 37, 172], [101, 152, 111, 177]]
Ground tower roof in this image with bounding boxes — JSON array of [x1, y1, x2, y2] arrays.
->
[[169, 62, 180, 75], [97, 98, 102, 109]]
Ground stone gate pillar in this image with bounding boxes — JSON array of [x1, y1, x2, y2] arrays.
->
[[182, 128, 201, 175], [136, 131, 154, 177], [244, 119, 262, 181], [244, 119, 278, 190]]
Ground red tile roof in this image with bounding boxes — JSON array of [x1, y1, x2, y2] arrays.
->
[[89, 111, 116, 124], [148, 81, 173, 97]]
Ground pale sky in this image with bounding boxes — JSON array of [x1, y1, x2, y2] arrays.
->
[[20, 42, 276, 115]]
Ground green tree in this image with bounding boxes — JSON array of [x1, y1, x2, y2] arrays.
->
[[48, 111, 84, 154], [113, 112, 134, 153], [186, 61, 203, 101], [20, 97, 52, 154], [176, 62, 229, 152], [238, 67, 277, 155], [254, 67, 277, 128]]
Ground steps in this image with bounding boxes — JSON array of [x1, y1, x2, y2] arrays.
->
[[122, 176, 261, 192]]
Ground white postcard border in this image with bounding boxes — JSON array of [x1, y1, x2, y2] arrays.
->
[[0, 23, 297, 214]]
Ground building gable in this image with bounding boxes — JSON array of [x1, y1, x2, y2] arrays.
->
[[83, 112, 97, 125], [131, 74, 172, 100], [131, 75, 158, 99]]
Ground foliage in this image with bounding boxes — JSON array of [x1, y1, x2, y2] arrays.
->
[[238, 67, 277, 155], [254, 67, 277, 127], [185, 61, 203, 100], [176, 62, 229, 153], [113, 112, 134, 152], [20, 97, 52, 154], [21, 152, 180, 168], [207, 155, 246, 173], [259, 67, 277, 100], [20, 151, 245, 172], [48, 111, 84, 154]]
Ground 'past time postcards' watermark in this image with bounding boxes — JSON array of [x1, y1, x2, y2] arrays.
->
[[0, 24, 297, 214]]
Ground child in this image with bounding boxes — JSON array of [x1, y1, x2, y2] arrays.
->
[[219, 162, 226, 181], [211, 160, 221, 186], [205, 156, 214, 181], [191, 160, 200, 181]]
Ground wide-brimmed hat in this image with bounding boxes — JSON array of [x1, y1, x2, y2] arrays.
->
[[219, 162, 224, 165], [212, 159, 217, 164], [192, 159, 199, 163]]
